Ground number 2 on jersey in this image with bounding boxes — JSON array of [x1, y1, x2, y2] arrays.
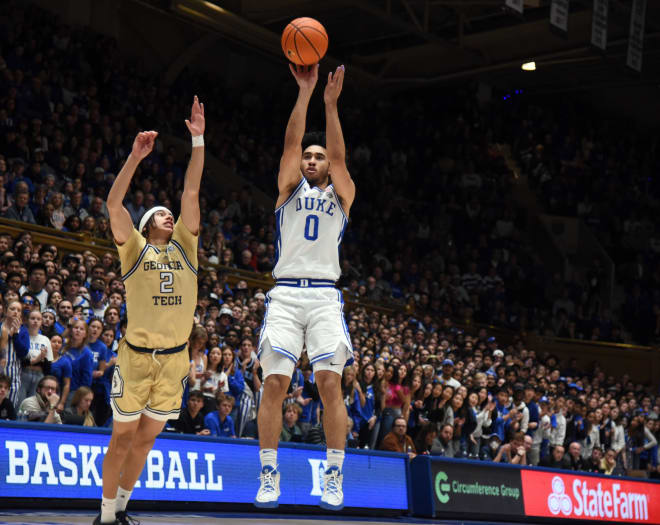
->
[[304, 214, 319, 241], [160, 271, 173, 293]]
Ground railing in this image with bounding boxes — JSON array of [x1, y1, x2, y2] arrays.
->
[[0, 217, 115, 258]]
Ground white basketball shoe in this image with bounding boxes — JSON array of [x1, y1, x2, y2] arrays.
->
[[254, 465, 280, 508], [320, 466, 344, 510]]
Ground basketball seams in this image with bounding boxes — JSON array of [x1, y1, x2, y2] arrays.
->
[[283, 24, 295, 56], [296, 25, 328, 42], [293, 30, 304, 65], [282, 24, 294, 49], [294, 26, 321, 63]]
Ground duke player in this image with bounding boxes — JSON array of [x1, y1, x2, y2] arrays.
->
[[255, 64, 355, 510]]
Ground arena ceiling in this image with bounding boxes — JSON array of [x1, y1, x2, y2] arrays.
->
[[152, 0, 660, 93]]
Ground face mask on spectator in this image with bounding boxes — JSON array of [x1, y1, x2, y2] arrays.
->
[[90, 289, 104, 302]]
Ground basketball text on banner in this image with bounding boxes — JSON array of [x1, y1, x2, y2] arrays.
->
[[550, 0, 570, 34], [591, 0, 609, 50], [505, 0, 523, 15], [626, 0, 647, 72], [0, 423, 408, 511]]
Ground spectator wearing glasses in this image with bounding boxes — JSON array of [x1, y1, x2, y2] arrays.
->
[[380, 416, 416, 458], [19, 263, 48, 311], [17, 375, 62, 423]]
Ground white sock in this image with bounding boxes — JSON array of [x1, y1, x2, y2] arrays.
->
[[101, 497, 116, 523], [260, 448, 277, 469], [115, 486, 132, 512], [326, 449, 345, 471]]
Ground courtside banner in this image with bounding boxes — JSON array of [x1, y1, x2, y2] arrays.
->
[[0, 422, 408, 511], [431, 460, 523, 517], [410, 455, 523, 519], [521, 470, 660, 524]]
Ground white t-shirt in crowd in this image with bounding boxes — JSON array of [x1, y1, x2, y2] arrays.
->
[[28, 333, 53, 362]]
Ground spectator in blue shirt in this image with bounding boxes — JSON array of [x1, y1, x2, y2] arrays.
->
[[342, 366, 365, 443], [48, 333, 71, 412], [204, 393, 236, 438], [63, 319, 94, 405], [493, 386, 515, 441], [54, 299, 73, 335], [221, 345, 244, 423], [87, 318, 112, 426], [358, 363, 382, 449], [524, 384, 539, 437], [298, 366, 321, 434]]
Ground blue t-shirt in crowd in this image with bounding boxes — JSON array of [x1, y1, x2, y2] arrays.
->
[[204, 412, 235, 437], [50, 356, 73, 388], [360, 383, 377, 421], [65, 346, 94, 392], [493, 401, 512, 441], [89, 339, 111, 397], [99, 349, 117, 404]]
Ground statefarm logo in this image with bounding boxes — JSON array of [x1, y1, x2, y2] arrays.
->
[[544, 475, 649, 521], [547, 476, 572, 516]]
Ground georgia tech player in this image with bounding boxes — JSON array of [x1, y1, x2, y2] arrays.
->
[[94, 96, 204, 525]]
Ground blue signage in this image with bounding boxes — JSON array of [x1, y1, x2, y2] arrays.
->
[[0, 422, 408, 510]]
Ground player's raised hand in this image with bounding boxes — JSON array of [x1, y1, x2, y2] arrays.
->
[[289, 63, 318, 93], [324, 65, 344, 105], [185, 95, 205, 136], [131, 131, 158, 161]]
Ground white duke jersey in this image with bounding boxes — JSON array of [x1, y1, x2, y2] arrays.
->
[[272, 177, 348, 281]]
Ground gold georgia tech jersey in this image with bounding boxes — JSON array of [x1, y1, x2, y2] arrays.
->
[[117, 217, 198, 349]]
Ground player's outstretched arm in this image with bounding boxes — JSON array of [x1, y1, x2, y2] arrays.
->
[[181, 95, 205, 235], [277, 64, 318, 205], [107, 131, 158, 244], [324, 65, 355, 215]]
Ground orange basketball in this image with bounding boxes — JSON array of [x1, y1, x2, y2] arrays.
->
[[281, 17, 328, 66]]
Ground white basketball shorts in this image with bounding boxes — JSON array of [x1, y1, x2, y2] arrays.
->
[[257, 284, 354, 378]]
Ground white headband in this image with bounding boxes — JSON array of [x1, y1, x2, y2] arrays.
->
[[138, 206, 173, 234]]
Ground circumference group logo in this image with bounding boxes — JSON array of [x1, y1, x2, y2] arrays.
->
[[435, 471, 450, 504], [548, 475, 572, 516]]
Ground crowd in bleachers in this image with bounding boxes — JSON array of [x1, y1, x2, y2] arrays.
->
[[510, 100, 660, 345], [0, 1, 659, 478]]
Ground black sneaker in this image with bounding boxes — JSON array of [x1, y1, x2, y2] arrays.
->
[[92, 514, 118, 525], [116, 511, 140, 525]]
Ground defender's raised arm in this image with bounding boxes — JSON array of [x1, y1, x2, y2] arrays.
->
[[107, 131, 158, 244], [181, 95, 206, 235]]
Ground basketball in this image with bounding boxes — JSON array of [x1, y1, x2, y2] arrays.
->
[[281, 17, 328, 66]]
